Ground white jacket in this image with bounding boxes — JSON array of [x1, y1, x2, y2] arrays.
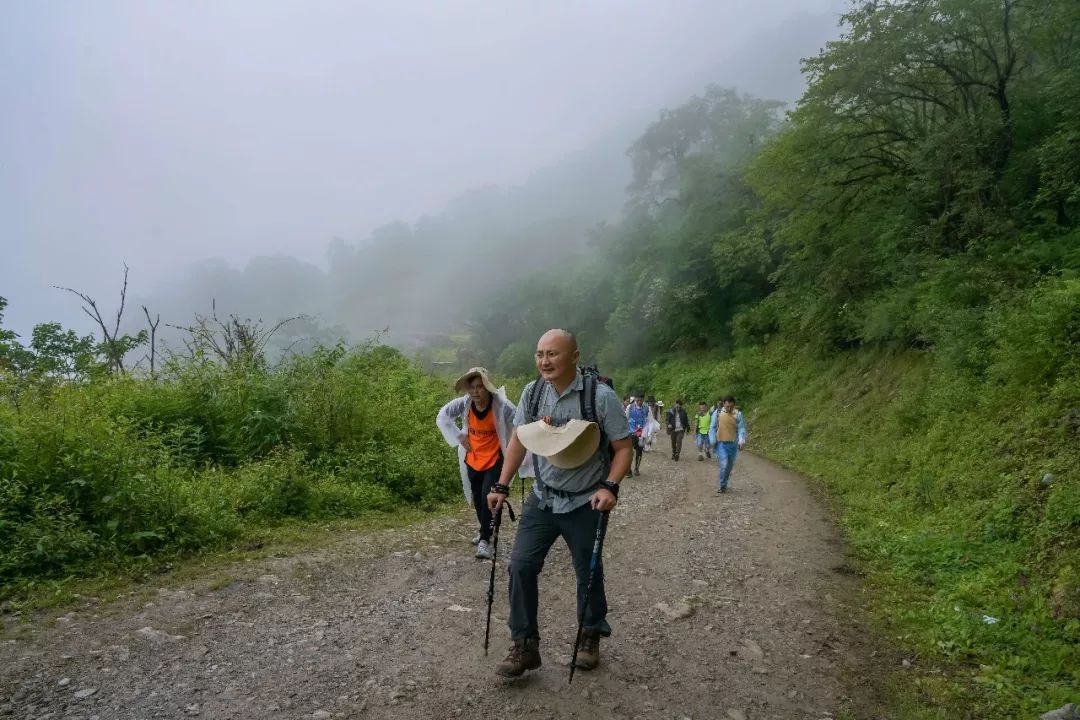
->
[[435, 389, 534, 505]]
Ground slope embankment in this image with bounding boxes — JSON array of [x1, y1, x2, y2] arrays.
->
[[616, 346, 1080, 718]]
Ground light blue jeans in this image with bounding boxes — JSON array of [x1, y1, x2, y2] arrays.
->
[[716, 441, 738, 490]]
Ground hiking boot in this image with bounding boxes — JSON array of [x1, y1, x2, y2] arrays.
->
[[496, 638, 541, 677], [470, 532, 481, 546], [697, 453, 704, 461], [476, 539, 493, 560], [574, 630, 601, 670], [707, 450, 712, 459]]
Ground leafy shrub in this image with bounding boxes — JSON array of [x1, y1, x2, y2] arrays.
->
[[0, 342, 457, 594]]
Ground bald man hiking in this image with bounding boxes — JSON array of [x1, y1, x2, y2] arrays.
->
[[487, 329, 633, 678]]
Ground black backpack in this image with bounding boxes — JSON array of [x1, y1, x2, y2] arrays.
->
[[526, 365, 616, 471]]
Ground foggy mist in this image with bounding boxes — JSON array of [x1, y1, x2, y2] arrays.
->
[[1, 1, 843, 342]]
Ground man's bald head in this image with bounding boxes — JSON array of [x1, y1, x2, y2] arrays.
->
[[538, 328, 577, 352], [535, 329, 580, 389]]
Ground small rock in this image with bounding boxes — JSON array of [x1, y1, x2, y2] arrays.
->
[[655, 601, 695, 621], [1041, 473, 1055, 486], [58, 678, 71, 686], [312, 711, 332, 719], [726, 710, 747, 720], [257, 574, 280, 584], [73, 688, 98, 699], [1041, 704, 1080, 720], [135, 626, 187, 644], [446, 605, 472, 613], [902, 658, 912, 668], [741, 639, 765, 661], [185, 703, 200, 715]]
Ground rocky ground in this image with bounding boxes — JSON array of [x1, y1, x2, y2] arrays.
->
[[1, 450, 888, 719]]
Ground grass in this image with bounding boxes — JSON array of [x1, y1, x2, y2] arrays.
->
[[615, 345, 1079, 719]]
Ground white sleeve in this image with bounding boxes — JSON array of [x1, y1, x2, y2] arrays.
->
[[436, 396, 469, 447]]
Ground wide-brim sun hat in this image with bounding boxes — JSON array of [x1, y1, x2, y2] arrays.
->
[[454, 367, 498, 394], [516, 419, 601, 470]]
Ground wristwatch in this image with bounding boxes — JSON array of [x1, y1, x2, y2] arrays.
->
[[598, 479, 620, 497]]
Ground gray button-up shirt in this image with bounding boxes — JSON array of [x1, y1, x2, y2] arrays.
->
[[514, 370, 631, 513]]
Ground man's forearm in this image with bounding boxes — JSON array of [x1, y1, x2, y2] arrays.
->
[[608, 442, 632, 482]]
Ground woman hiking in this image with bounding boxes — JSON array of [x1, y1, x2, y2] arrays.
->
[[436, 367, 530, 559]]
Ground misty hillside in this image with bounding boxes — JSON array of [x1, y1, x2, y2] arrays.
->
[[129, 10, 840, 352]]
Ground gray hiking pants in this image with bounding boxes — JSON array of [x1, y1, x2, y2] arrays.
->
[[507, 492, 612, 640]]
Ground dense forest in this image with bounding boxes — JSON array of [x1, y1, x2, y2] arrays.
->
[[1, 1, 1078, 717], [466, 0, 1080, 372]]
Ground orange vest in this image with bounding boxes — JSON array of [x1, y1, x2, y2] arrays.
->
[[466, 404, 501, 471]]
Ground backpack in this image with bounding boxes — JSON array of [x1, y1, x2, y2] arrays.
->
[[525, 365, 616, 472]]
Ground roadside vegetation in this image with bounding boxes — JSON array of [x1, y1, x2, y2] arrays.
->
[[0, 311, 457, 603]]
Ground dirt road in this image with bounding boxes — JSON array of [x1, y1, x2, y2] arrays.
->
[[1, 450, 883, 719]]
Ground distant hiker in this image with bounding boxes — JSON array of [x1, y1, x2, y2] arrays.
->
[[436, 367, 529, 560], [486, 329, 632, 677], [709, 395, 747, 493], [625, 396, 648, 476], [649, 397, 662, 432], [641, 398, 662, 453], [666, 399, 690, 461], [694, 401, 712, 461]]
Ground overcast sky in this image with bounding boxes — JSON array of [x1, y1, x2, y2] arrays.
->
[[1, 1, 841, 337]]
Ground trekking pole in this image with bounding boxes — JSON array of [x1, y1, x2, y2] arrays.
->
[[483, 501, 516, 655], [569, 509, 610, 684]]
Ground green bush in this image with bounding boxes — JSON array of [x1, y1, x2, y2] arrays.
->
[[0, 343, 458, 595]]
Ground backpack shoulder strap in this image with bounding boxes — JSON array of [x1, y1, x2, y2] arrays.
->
[[579, 372, 602, 424], [526, 374, 544, 422]]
